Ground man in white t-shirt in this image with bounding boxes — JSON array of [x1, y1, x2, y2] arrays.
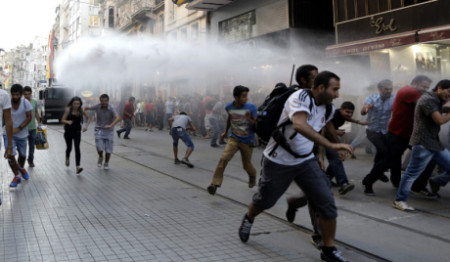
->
[[0, 87, 14, 205], [4, 84, 32, 188], [238, 72, 353, 262]]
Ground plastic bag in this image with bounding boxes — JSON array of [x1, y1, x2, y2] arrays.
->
[[36, 126, 49, 150]]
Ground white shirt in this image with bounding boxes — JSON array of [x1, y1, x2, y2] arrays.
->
[[263, 89, 335, 166], [0, 89, 12, 137], [4, 98, 33, 138]]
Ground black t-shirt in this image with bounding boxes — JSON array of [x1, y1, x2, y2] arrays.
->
[[331, 110, 346, 129]]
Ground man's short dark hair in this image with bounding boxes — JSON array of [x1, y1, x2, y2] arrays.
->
[[11, 84, 23, 94], [129, 96, 135, 102], [100, 94, 109, 100], [180, 111, 187, 115], [233, 85, 249, 98], [295, 64, 318, 87], [377, 79, 392, 89], [341, 101, 355, 110], [23, 86, 32, 93], [313, 71, 340, 90], [433, 79, 450, 92], [411, 75, 432, 85]]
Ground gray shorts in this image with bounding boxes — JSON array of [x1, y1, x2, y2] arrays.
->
[[95, 138, 114, 154], [252, 157, 337, 219]]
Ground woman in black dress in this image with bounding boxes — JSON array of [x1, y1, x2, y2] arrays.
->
[[61, 97, 90, 174]]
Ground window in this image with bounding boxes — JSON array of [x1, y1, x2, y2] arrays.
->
[[219, 10, 256, 42], [108, 7, 114, 28], [191, 23, 199, 40], [180, 28, 187, 41]]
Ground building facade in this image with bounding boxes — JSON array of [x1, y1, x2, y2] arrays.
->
[[327, 0, 450, 84]]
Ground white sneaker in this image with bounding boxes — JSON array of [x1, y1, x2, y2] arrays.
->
[[97, 157, 103, 167], [103, 163, 109, 170], [393, 201, 415, 211]]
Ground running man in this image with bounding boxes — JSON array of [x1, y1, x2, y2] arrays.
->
[[238, 72, 353, 262], [207, 85, 257, 195], [85, 94, 120, 170]]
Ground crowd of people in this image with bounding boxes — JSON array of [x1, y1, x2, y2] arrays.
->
[[2, 63, 450, 262]]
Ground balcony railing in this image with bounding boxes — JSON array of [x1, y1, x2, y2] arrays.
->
[[117, 0, 158, 31]]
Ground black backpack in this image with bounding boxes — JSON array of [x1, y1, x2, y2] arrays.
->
[[256, 85, 332, 158]]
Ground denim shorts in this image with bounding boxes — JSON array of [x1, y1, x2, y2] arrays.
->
[[171, 127, 194, 149], [95, 138, 114, 154], [3, 134, 28, 157]]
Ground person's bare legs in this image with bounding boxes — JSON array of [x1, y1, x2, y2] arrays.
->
[[173, 146, 178, 160], [318, 217, 336, 247]]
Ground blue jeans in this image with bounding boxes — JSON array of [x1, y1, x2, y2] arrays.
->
[[117, 119, 132, 138], [396, 145, 450, 201], [3, 135, 28, 157], [325, 148, 348, 186], [210, 117, 224, 146], [28, 129, 37, 163]]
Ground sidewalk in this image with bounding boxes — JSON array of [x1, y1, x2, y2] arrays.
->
[[84, 125, 450, 262], [0, 126, 377, 262]]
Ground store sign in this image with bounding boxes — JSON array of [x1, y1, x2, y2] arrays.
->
[[370, 16, 397, 35], [335, 0, 449, 43]]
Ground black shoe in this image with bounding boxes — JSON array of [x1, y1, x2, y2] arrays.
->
[[379, 174, 389, 183], [238, 214, 253, 243], [181, 158, 194, 168], [123, 136, 130, 139], [311, 234, 323, 250], [116, 131, 121, 138], [362, 181, 375, 196], [210, 144, 219, 148], [174, 158, 181, 165], [429, 179, 441, 195], [338, 183, 355, 195], [320, 247, 348, 262], [411, 188, 438, 199], [219, 141, 227, 145], [207, 184, 217, 195]]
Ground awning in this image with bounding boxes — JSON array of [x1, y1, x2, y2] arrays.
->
[[418, 24, 450, 43], [327, 25, 450, 57], [326, 30, 417, 57]]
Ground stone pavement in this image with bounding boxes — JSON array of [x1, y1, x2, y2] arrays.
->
[[0, 125, 378, 262], [82, 125, 450, 262]]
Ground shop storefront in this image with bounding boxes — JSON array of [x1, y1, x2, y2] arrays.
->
[[327, 0, 450, 84]]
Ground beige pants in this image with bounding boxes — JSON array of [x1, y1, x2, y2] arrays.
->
[[211, 136, 257, 186]]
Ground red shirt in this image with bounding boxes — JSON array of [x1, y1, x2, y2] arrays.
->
[[122, 102, 134, 120], [145, 103, 154, 114], [388, 86, 422, 139]]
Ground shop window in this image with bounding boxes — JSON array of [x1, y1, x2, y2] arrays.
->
[[336, 0, 346, 22]]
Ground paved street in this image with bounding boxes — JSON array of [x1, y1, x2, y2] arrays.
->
[[1, 124, 450, 262]]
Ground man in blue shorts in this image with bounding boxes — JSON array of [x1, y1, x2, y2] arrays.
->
[[85, 94, 120, 170], [168, 112, 196, 168]]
